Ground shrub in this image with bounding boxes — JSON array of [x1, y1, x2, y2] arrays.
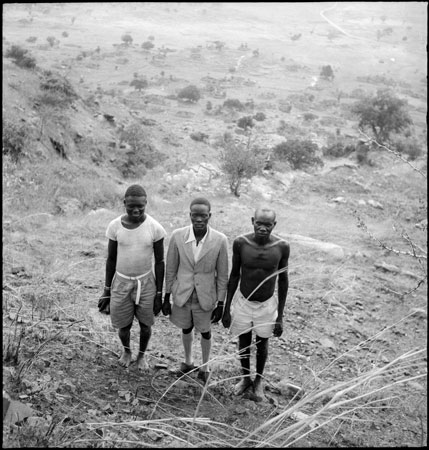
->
[[206, 101, 213, 111], [253, 112, 266, 121], [46, 36, 56, 47], [26, 36, 37, 43], [177, 85, 201, 103], [62, 31, 69, 38], [39, 71, 77, 106], [141, 41, 154, 50], [272, 139, 324, 170], [303, 112, 318, 121], [391, 136, 423, 161], [320, 64, 334, 81], [5, 44, 36, 69], [237, 115, 254, 130], [121, 34, 133, 45], [119, 122, 165, 176], [130, 78, 148, 92], [322, 142, 356, 158], [2, 118, 29, 162], [223, 98, 244, 111], [190, 131, 209, 142]]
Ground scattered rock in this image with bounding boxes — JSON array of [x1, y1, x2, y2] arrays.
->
[[409, 308, 427, 319], [367, 199, 383, 209], [331, 196, 347, 203], [319, 337, 336, 349]]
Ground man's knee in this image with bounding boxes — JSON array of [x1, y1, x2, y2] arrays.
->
[[256, 336, 269, 355], [182, 325, 194, 335], [138, 321, 151, 334], [201, 331, 211, 340]]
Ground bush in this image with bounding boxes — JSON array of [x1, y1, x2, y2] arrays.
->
[[26, 36, 37, 43], [322, 142, 356, 158], [177, 85, 201, 103], [5, 44, 36, 69], [2, 118, 29, 162], [62, 31, 69, 38], [141, 41, 154, 50], [253, 112, 266, 121], [223, 98, 244, 111], [303, 112, 318, 121], [39, 71, 77, 106], [273, 139, 324, 170], [190, 132, 209, 142], [121, 34, 133, 45], [320, 65, 334, 81], [46, 36, 57, 47], [391, 136, 423, 161], [237, 116, 254, 130], [130, 78, 148, 92]]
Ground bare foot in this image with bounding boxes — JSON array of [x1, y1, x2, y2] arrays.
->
[[137, 354, 149, 371], [118, 351, 132, 368], [253, 379, 266, 402], [234, 377, 253, 396]]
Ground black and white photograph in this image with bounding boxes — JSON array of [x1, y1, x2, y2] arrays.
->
[[3, 2, 427, 447]]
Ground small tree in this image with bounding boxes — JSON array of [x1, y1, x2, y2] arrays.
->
[[352, 89, 413, 143], [273, 139, 323, 170], [237, 115, 254, 130], [177, 85, 201, 103], [141, 40, 154, 50], [46, 36, 56, 47], [2, 118, 29, 162], [223, 98, 244, 111], [219, 137, 263, 197], [121, 34, 133, 46], [320, 64, 334, 81], [130, 78, 148, 92]]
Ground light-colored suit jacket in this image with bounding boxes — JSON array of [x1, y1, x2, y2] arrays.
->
[[165, 225, 229, 311]]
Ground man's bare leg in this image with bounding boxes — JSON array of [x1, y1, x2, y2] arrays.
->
[[235, 331, 253, 395], [137, 322, 151, 371], [253, 336, 269, 401], [118, 324, 133, 368]]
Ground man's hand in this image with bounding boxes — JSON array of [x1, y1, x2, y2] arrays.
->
[[162, 293, 171, 316], [98, 288, 111, 314], [153, 292, 163, 316], [273, 318, 283, 337], [221, 308, 231, 328], [211, 304, 223, 323]]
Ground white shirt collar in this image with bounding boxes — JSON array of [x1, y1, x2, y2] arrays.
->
[[186, 225, 209, 244]]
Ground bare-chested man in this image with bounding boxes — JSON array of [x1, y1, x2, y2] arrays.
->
[[222, 206, 289, 401]]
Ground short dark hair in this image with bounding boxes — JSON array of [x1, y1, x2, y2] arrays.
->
[[190, 197, 211, 211], [125, 184, 147, 198]]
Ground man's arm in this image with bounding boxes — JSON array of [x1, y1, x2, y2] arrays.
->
[[153, 238, 165, 293], [222, 239, 242, 328], [153, 238, 165, 316], [105, 239, 117, 288], [211, 236, 229, 323], [99, 239, 117, 313], [162, 233, 178, 316], [273, 242, 290, 337]]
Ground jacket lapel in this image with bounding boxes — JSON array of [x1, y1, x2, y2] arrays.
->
[[183, 226, 196, 266]]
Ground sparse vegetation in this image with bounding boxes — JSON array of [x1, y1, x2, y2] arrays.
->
[[320, 64, 334, 81], [236, 115, 254, 130], [2, 118, 29, 161]]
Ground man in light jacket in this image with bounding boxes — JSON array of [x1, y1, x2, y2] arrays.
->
[[162, 197, 228, 383]]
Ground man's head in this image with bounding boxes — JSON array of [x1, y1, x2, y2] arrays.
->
[[252, 206, 277, 240], [124, 184, 147, 223], [190, 197, 211, 234]]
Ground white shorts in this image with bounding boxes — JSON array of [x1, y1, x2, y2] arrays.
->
[[230, 293, 278, 339]]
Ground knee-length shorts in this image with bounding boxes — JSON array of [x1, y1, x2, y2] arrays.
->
[[230, 293, 278, 338], [110, 272, 156, 329], [170, 290, 212, 333]]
